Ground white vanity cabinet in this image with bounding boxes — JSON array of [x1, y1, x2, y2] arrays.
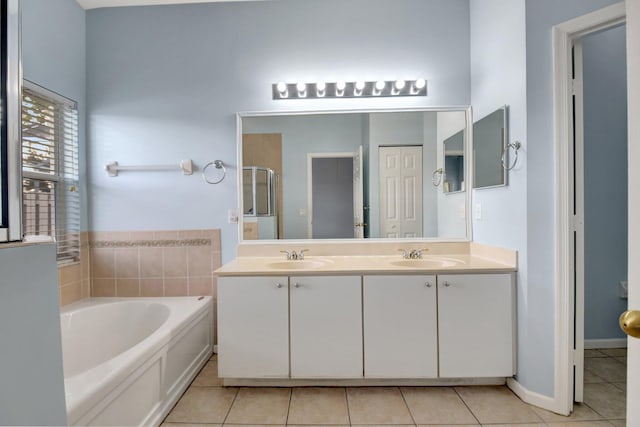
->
[[437, 273, 515, 378], [289, 275, 363, 378], [217, 276, 289, 378], [363, 275, 438, 378]]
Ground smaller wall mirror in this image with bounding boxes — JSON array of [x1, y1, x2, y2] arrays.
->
[[443, 130, 464, 193], [473, 105, 508, 189]]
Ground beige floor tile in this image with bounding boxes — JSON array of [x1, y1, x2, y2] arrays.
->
[[224, 425, 284, 427], [400, 387, 478, 425], [287, 387, 349, 425], [584, 357, 626, 382], [417, 425, 479, 427], [288, 425, 348, 427], [454, 386, 542, 425], [346, 387, 414, 424], [599, 348, 627, 357], [163, 424, 222, 427], [192, 360, 223, 387], [584, 349, 607, 358], [165, 387, 238, 424], [225, 387, 291, 424], [583, 383, 626, 419], [531, 402, 602, 423], [546, 422, 618, 427], [478, 424, 544, 427], [615, 356, 627, 366], [584, 369, 607, 384], [612, 382, 626, 392], [608, 419, 627, 427]]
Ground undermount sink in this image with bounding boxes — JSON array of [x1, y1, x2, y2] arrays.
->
[[391, 257, 464, 269], [267, 260, 328, 270]]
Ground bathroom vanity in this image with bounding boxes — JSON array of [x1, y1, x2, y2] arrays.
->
[[215, 242, 517, 386]]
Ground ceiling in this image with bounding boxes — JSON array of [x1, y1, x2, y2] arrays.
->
[[76, 0, 265, 10]]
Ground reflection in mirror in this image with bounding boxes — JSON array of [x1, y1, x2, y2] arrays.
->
[[240, 109, 469, 241], [242, 167, 278, 239], [473, 105, 507, 189], [443, 130, 464, 193]]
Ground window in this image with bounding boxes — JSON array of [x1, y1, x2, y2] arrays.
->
[[21, 81, 79, 263]]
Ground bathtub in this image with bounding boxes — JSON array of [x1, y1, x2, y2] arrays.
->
[[60, 297, 213, 426]]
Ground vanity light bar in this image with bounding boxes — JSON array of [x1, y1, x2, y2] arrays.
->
[[272, 79, 427, 100]]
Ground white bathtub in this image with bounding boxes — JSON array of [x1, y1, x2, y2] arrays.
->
[[60, 297, 213, 426]]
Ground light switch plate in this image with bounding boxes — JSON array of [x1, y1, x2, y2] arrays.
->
[[475, 204, 482, 220], [228, 209, 239, 224]]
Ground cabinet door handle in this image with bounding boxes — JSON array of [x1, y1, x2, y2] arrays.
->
[[275, 283, 283, 288], [443, 281, 451, 287], [294, 283, 301, 288], [425, 282, 432, 288]]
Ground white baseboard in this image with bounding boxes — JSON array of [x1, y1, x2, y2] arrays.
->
[[507, 378, 564, 415], [584, 338, 627, 349]]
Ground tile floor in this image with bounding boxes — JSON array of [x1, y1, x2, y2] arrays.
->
[[163, 349, 627, 427]]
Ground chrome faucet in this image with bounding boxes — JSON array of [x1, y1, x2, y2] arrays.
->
[[398, 248, 429, 259], [280, 249, 310, 260]]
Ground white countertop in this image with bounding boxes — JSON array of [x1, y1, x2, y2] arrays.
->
[[215, 253, 516, 276]]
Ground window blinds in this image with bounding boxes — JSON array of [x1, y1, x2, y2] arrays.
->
[[22, 83, 80, 263]]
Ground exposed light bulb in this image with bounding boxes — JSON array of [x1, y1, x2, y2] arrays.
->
[[395, 79, 406, 90], [276, 81, 287, 93], [355, 80, 365, 91], [316, 81, 326, 91], [336, 81, 346, 91], [296, 82, 306, 92], [375, 80, 386, 91], [415, 78, 426, 89]]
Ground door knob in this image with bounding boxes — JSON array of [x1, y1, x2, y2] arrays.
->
[[619, 310, 640, 338]]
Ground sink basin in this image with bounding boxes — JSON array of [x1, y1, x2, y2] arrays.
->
[[391, 257, 464, 269], [267, 260, 328, 270]]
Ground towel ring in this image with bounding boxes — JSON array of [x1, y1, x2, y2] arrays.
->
[[202, 160, 226, 184], [502, 141, 522, 171], [432, 168, 444, 186]]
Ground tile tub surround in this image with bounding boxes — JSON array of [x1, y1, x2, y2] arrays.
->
[[89, 229, 221, 298], [59, 232, 91, 306]]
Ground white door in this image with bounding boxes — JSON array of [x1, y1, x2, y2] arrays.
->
[[379, 146, 423, 238], [438, 274, 515, 378], [290, 275, 362, 378], [217, 276, 289, 378], [363, 275, 437, 378], [625, 1, 640, 424]]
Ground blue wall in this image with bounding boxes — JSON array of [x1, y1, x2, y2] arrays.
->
[[0, 244, 67, 425], [582, 24, 628, 341], [85, 0, 471, 262], [470, 0, 530, 393], [22, 0, 87, 230]]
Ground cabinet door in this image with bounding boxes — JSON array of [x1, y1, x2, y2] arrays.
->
[[290, 275, 362, 378], [438, 274, 515, 378], [217, 276, 289, 378], [363, 275, 438, 378]]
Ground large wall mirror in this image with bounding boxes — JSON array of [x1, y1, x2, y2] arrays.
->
[[473, 105, 508, 189], [238, 108, 471, 242]]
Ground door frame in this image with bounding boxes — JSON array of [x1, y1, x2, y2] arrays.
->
[[306, 151, 361, 239], [552, 1, 626, 416]]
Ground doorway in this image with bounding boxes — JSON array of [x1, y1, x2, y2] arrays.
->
[[306, 149, 364, 239], [552, 1, 627, 417], [572, 24, 628, 409]]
